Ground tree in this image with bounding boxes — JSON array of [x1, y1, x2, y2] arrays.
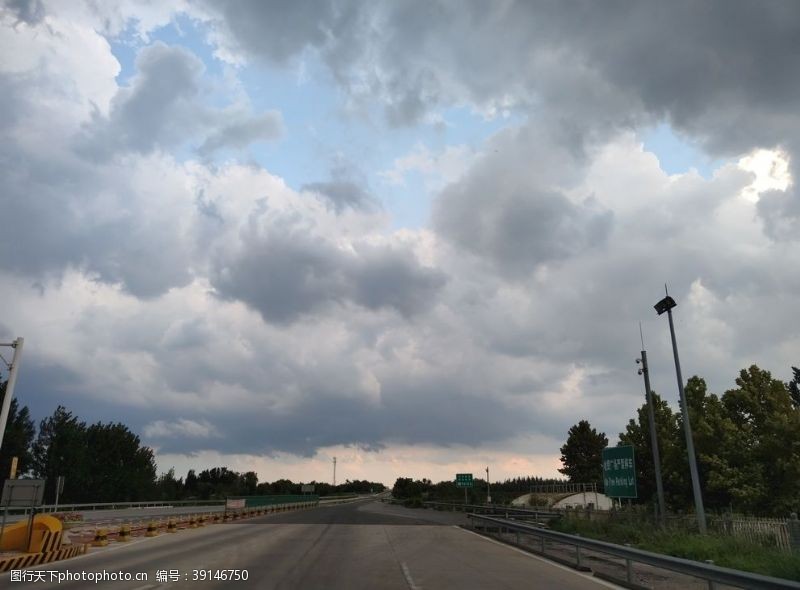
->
[[391, 477, 432, 500], [84, 421, 157, 502], [719, 365, 800, 514], [184, 469, 198, 497], [677, 376, 754, 512], [789, 366, 800, 409], [0, 380, 36, 479], [559, 420, 608, 486], [618, 391, 682, 508], [31, 406, 89, 503], [240, 471, 258, 495], [155, 468, 183, 500]]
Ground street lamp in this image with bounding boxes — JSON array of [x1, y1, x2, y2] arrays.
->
[[0, 337, 25, 453], [654, 288, 707, 534], [486, 467, 491, 504], [636, 343, 666, 527]]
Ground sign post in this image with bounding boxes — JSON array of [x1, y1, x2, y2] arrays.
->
[[455, 473, 473, 505], [54, 476, 65, 512], [1, 478, 45, 551], [602, 446, 637, 503]]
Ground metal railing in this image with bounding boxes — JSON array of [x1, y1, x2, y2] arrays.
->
[[468, 514, 800, 590], [5, 494, 367, 517], [423, 502, 561, 521], [5, 499, 225, 516]]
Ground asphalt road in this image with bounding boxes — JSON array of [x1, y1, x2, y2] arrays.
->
[[2, 499, 619, 589]]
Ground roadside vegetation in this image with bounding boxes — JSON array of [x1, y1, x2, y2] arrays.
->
[[550, 516, 800, 581], [561, 364, 800, 518]]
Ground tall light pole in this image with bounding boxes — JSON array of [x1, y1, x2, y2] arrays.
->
[[654, 288, 706, 534], [636, 338, 666, 526], [0, 337, 24, 453], [332, 456, 337, 487], [485, 466, 491, 504]]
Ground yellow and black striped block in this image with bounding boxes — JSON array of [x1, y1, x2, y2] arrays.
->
[[0, 544, 88, 573]]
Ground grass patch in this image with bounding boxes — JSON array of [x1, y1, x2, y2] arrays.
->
[[549, 517, 800, 581]]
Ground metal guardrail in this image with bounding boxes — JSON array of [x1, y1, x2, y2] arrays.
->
[[468, 514, 800, 590], [7, 495, 367, 516], [423, 502, 561, 520], [5, 499, 226, 516]]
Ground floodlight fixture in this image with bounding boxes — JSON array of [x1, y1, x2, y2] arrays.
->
[[654, 288, 707, 534], [654, 295, 676, 316]]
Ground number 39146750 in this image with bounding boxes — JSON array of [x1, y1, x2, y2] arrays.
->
[[192, 569, 249, 581]]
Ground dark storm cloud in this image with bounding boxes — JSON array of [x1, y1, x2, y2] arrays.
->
[[144, 374, 537, 456], [433, 121, 614, 276], [436, 185, 613, 277], [0, 135, 194, 297], [197, 111, 284, 156], [302, 180, 374, 212], [199, 0, 344, 64], [207, 0, 800, 235], [210, 225, 446, 323], [78, 42, 205, 157], [2, 0, 44, 25], [6, 1, 800, 467], [302, 162, 378, 212], [79, 42, 283, 159]]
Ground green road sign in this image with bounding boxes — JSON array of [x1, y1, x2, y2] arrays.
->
[[602, 445, 637, 498], [455, 473, 473, 488]]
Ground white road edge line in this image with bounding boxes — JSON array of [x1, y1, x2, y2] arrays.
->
[[401, 562, 422, 590], [454, 526, 624, 590]]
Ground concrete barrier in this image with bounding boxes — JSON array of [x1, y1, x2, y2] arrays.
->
[[92, 529, 109, 547], [0, 543, 87, 573], [0, 515, 63, 553], [117, 524, 132, 542]]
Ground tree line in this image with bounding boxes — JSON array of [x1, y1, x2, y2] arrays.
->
[[558, 365, 800, 516], [0, 386, 384, 503], [392, 475, 568, 505]]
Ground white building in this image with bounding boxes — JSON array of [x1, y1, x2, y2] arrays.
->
[[512, 491, 613, 510]]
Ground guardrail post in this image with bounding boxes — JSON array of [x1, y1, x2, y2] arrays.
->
[[705, 560, 716, 590], [789, 513, 800, 552], [575, 534, 582, 569], [625, 543, 633, 584]]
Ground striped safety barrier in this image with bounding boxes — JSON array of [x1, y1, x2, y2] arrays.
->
[[0, 544, 88, 573]]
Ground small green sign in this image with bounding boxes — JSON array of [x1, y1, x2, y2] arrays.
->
[[602, 445, 637, 498], [455, 473, 473, 488]]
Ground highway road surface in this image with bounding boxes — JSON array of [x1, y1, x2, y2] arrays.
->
[[2, 498, 619, 589]]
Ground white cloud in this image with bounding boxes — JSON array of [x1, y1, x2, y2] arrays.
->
[[738, 148, 791, 202], [144, 418, 221, 439], [381, 143, 477, 188], [4, 2, 800, 486]]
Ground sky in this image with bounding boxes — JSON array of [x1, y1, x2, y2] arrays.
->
[[1, 0, 798, 487]]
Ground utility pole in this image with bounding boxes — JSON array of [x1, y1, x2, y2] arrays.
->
[[0, 337, 25, 453], [486, 466, 491, 504], [655, 286, 707, 534], [332, 456, 337, 487], [637, 333, 666, 526]]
